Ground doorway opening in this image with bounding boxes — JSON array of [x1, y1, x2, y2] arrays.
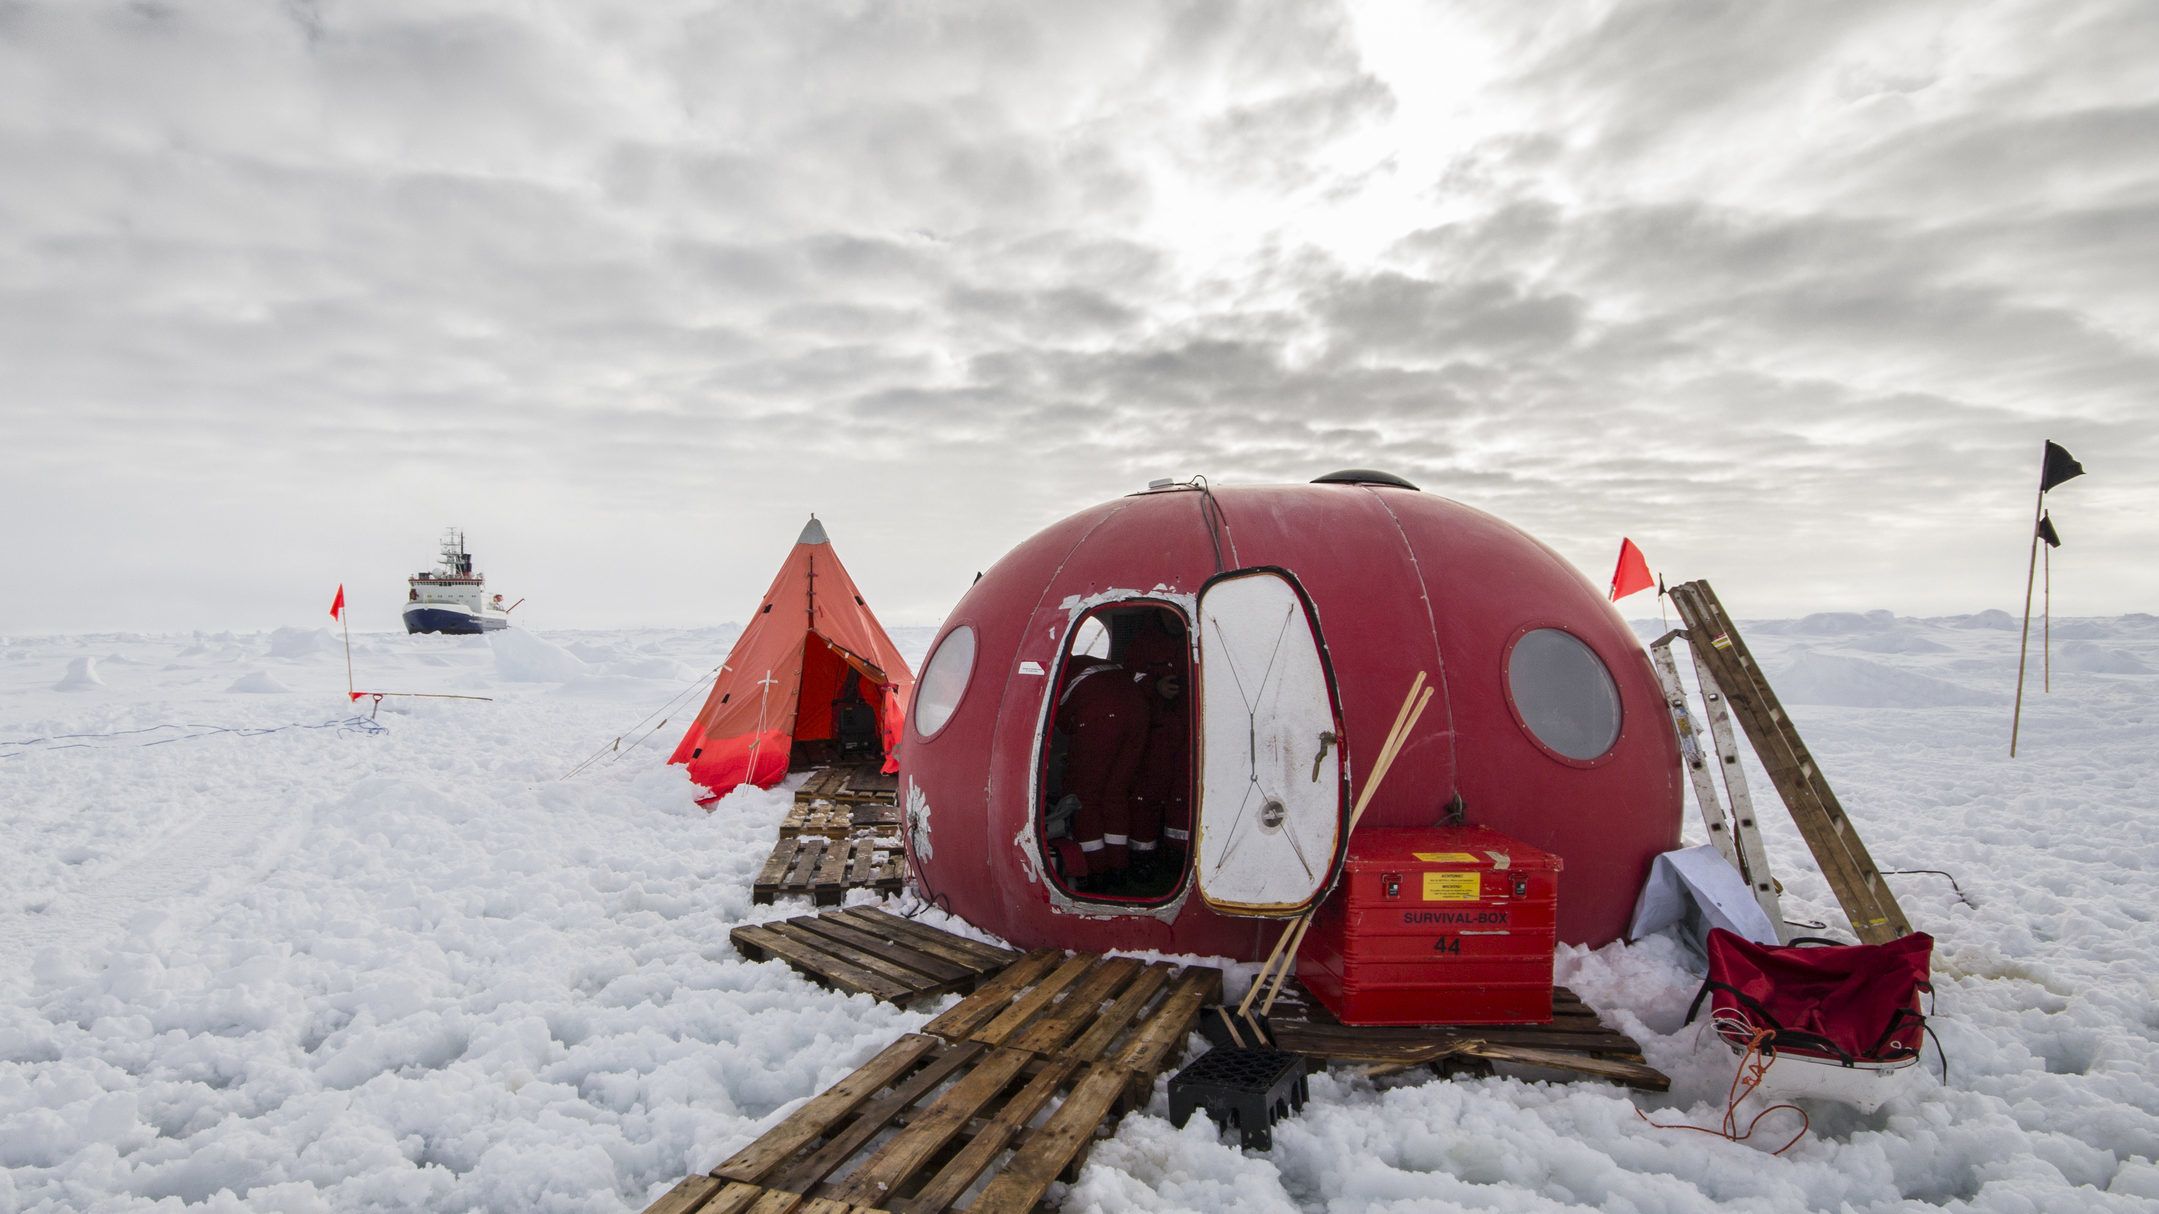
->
[[787, 639, 891, 770], [1040, 603, 1192, 904]]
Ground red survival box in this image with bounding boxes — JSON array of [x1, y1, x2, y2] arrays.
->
[[1296, 825, 1561, 1026]]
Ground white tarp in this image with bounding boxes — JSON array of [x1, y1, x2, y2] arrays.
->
[[1627, 844, 1782, 959]]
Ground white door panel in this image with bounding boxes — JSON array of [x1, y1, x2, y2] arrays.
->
[[1193, 569, 1344, 916]]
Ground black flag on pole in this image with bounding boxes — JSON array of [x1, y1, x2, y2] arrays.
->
[[2040, 440, 2085, 492], [2014, 441, 2085, 756]]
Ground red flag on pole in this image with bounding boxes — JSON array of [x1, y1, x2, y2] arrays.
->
[[330, 584, 346, 620], [1609, 539, 1653, 602]]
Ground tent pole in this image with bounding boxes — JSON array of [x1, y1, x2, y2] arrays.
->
[[2009, 482, 2045, 757]]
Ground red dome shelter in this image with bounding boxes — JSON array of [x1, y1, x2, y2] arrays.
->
[[898, 474, 1680, 960]]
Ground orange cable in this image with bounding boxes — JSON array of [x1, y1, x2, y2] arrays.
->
[[1637, 1019, 1810, 1156]]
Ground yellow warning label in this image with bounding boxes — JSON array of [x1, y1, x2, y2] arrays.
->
[[1422, 872, 1481, 901], [1412, 851, 1479, 863]]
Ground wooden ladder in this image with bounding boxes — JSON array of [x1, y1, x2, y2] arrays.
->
[[1666, 580, 1911, 944]]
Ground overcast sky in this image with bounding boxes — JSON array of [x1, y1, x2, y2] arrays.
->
[[3, 0, 2152, 635]]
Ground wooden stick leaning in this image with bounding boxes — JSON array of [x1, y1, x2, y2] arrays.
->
[[1235, 671, 1432, 1026]]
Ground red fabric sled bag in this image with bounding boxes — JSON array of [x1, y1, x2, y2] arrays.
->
[[1688, 928, 1934, 1064]]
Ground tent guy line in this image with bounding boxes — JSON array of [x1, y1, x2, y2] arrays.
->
[[559, 664, 725, 781]]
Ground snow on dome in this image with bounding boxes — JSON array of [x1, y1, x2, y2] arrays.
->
[[53, 656, 103, 691]]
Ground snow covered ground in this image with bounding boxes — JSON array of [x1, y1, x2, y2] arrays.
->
[[3, 613, 2154, 1212]]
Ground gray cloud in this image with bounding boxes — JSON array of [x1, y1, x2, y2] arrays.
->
[[1, 0, 2153, 634]]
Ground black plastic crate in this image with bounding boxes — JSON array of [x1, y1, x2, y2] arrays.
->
[[1167, 1047, 1310, 1151]]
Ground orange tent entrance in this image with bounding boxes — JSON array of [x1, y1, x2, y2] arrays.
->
[[669, 517, 916, 803]]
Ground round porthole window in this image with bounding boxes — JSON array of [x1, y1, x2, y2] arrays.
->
[[912, 625, 977, 740], [1505, 627, 1621, 762]]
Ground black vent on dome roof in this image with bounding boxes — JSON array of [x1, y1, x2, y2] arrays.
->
[[1313, 469, 1419, 490]]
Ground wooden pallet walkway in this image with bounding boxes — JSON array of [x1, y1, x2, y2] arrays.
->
[[644, 953, 1226, 1214], [731, 907, 1020, 1006], [1264, 983, 1669, 1091], [794, 762, 901, 808], [645, 1034, 1132, 1214], [781, 799, 902, 839], [922, 949, 1222, 1112], [753, 835, 903, 906]]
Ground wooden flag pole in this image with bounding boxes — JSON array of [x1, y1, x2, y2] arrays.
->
[[2044, 540, 2052, 694], [341, 605, 354, 702], [2009, 479, 2046, 757]]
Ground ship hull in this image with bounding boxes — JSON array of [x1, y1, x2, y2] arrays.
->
[[403, 604, 508, 635]]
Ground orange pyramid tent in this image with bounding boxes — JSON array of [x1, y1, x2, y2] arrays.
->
[[669, 517, 915, 801]]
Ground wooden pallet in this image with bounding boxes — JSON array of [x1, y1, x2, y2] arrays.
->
[[647, 1033, 1132, 1214], [1668, 579, 1911, 944], [754, 835, 903, 906], [731, 907, 1021, 1006], [1264, 983, 1669, 1091], [844, 767, 899, 800], [782, 799, 903, 839], [922, 949, 1222, 1112], [644, 954, 1225, 1214], [793, 762, 901, 808]]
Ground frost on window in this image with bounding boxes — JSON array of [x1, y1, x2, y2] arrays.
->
[[1507, 628, 1621, 761], [913, 626, 976, 739]]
